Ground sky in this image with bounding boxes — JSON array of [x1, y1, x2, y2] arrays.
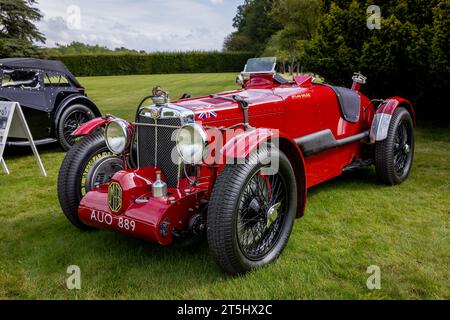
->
[[35, 0, 243, 52]]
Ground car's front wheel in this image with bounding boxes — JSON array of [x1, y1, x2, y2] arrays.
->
[[57, 104, 96, 151], [207, 147, 298, 275], [57, 131, 123, 230]]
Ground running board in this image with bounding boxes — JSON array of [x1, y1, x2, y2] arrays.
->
[[7, 138, 58, 147], [343, 158, 373, 172], [295, 130, 369, 157]]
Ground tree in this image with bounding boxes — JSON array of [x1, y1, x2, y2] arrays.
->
[[270, 0, 322, 74], [430, 0, 449, 88], [224, 0, 281, 53], [0, 0, 45, 57], [303, 0, 449, 122], [223, 32, 253, 52]]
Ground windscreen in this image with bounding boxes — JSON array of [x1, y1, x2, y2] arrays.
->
[[243, 57, 276, 73]]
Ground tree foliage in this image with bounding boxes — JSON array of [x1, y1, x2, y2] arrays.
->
[[302, 0, 449, 121], [0, 0, 45, 57], [269, 0, 322, 74], [224, 0, 281, 53], [41, 41, 145, 56], [49, 52, 254, 77], [225, 0, 449, 121]]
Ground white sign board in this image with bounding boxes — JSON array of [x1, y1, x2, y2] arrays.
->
[[0, 102, 47, 176]]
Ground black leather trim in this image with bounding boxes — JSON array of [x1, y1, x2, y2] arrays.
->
[[295, 130, 369, 156], [320, 84, 361, 123], [295, 129, 336, 156]]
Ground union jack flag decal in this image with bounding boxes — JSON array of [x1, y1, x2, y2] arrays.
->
[[198, 110, 217, 119]]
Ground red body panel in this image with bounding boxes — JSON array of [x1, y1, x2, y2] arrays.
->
[[78, 168, 207, 245], [77, 73, 413, 244], [221, 128, 276, 159]]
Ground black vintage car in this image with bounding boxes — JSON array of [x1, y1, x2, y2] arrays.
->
[[0, 58, 101, 150]]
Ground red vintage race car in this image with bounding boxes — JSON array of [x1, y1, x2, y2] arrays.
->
[[58, 57, 415, 275]]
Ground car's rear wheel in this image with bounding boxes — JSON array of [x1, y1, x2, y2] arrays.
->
[[57, 104, 95, 151], [57, 131, 123, 230], [375, 107, 415, 185], [207, 147, 298, 275]]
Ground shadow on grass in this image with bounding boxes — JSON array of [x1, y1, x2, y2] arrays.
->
[[307, 166, 382, 199], [2, 142, 62, 157]]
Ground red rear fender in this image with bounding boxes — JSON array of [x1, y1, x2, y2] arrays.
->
[[370, 97, 416, 142]]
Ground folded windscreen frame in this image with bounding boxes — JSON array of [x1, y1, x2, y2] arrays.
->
[[243, 57, 277, 74]]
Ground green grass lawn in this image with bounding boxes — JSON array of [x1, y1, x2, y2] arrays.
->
[[0, 73, 449, 299]]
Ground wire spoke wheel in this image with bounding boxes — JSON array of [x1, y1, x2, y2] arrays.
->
[[236, 169, 288, 260], [63, 110, 90, 146], [207, 147, 298, 275], [393, 121, 412, 176], [57, 104, 95, 151], [81, 151, 120, 196], [58, 132, 121, 230]]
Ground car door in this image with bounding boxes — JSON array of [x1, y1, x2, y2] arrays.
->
[[274, 85, 324, 138]]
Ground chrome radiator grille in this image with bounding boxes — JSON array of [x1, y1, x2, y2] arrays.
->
[[137, 115, 182, 187]]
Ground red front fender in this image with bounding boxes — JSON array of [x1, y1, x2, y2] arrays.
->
[[220, 128, 308, 218], [72, 117, 112, 137], [221, 128, 276, 159]]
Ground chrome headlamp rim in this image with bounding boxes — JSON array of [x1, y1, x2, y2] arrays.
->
[[105, 119, 131, 155], [176, 123, 208, 164]]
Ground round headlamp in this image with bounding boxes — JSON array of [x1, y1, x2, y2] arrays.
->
[[105, 120, 131, 154], [176, 124, 207, 164]]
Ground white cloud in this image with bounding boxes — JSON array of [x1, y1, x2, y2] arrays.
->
[[36, 0, 242, 51]]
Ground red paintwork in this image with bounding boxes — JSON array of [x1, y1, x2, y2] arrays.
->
[[293, 75, 314, 86], [72, 117, 112, 136], [77, 72, 414, 245], [79, 167, 207, 245], [221, 128, 275, 159]]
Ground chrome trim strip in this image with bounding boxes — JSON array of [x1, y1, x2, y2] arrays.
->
[[136, 103, 191, 173], [132, 122, 181, 129], [139, 103, 195, 125], [370, 113, 392, 143], [156, 119, 161, 166]]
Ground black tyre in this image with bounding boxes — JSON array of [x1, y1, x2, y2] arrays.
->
[[57, 104, 95, 151], [207, 147, 298, 275], [375, 107, 415, 185], [57, 131, 123, 230]]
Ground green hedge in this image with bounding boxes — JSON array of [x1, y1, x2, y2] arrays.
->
[[48, 52, 254, 77]]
